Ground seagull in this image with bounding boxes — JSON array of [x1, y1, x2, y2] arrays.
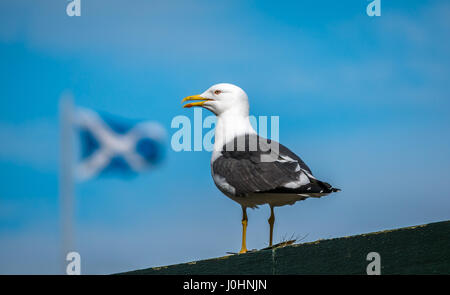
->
[[182, 83, 340, 254]]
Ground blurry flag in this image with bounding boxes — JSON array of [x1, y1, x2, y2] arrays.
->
[[74, 108, 166, 180]]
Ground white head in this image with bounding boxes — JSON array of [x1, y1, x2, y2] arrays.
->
[[182, 83, 249, 117]]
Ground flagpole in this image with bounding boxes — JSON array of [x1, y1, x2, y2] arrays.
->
[[59, 94, 75, 275]]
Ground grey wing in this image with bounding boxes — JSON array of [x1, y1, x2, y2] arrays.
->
[[212, 135, 339, 197]]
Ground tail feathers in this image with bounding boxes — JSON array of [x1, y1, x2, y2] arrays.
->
[[288, 180, 340, 194], [314, 179, 341, 193], [254, 179, 341, 195]]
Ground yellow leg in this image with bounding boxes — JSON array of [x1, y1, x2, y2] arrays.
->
[[239, 206, 248, 254], [268, 206, 275, 247]]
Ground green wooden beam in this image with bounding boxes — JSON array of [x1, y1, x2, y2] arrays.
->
[[118, 220, 450, 275]]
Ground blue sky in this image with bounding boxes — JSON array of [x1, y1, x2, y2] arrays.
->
[[0, 0, 449, 274]]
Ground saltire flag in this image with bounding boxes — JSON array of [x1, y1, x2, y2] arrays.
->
[[74, 108, 166, 180]]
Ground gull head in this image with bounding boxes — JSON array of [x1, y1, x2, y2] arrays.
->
[[182, 83, 249, 117]]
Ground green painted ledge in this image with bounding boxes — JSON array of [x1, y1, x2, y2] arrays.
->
[[117, 220, 450, 275]]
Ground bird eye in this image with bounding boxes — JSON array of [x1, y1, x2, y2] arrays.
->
[[214, 90, 222, 95]]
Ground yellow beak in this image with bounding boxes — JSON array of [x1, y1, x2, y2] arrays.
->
[[181, 94, 213, 108]]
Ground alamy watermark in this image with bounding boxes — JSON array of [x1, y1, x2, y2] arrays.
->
[[66, 1, 381, 18], [171, 108, 280, 162], [66, 251, 81, 275], [66, 0, 81, 17], [366, 252, 381, 275], [366, 0, 381, 17]]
